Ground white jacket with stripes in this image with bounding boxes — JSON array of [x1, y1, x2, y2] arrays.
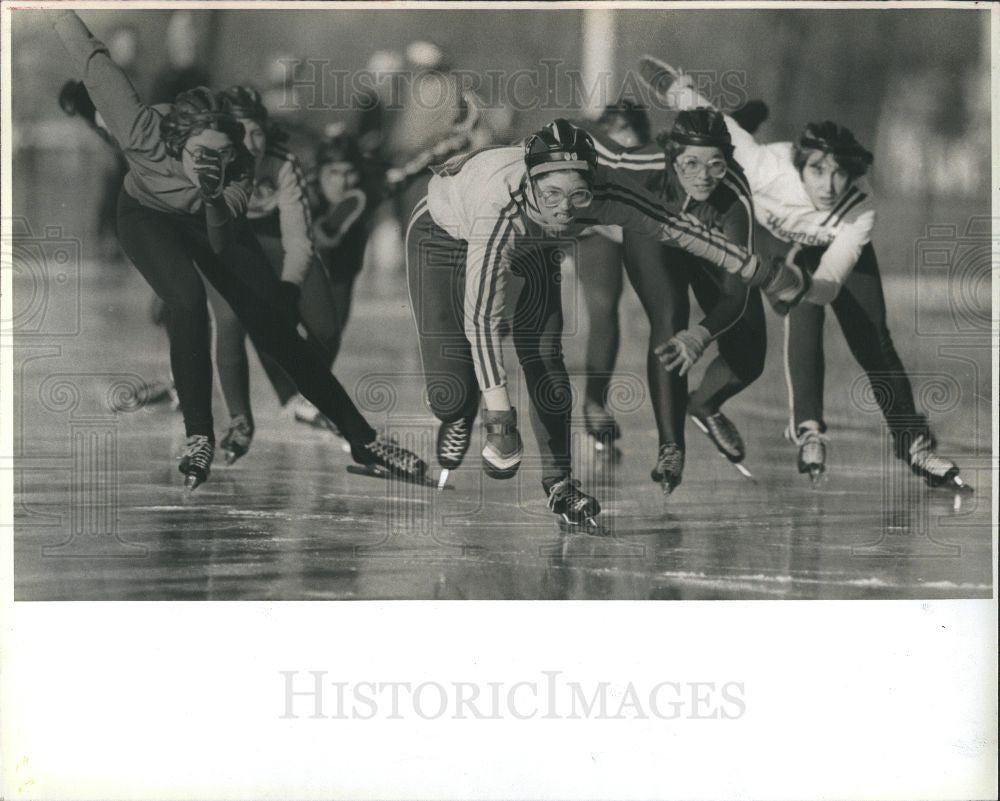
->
[[423, 145, 756, 391]]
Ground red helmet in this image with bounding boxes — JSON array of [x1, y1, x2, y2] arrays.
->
[[524, 119, 597, 178]]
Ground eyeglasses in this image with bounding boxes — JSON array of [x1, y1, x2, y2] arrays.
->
[[184, 145, 237, 165], [675, 156, 727, 179], [536, 187, 594, 209]]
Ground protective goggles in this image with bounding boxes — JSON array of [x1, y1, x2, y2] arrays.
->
[[674, 155, 727, 179]]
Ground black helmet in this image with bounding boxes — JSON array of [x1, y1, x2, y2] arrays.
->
[[798, 121, 873, 164], [524, 119, 597, 178], [669, 107, 731, 148], [219, 85, 268, 125]]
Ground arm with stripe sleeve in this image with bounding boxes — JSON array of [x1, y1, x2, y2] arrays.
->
[[697, 189, 754, 338], [48, 10, 159, 156], [805, 206, 876, 305], [596, 169, 757, 278], [462, 204, 518, 392], [274, 155, 317, 285]]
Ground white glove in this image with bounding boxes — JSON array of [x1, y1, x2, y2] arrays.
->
[[655, 325, 712, 376], [637, 55, 697, 108]]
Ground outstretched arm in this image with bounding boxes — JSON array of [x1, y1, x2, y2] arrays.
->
[[48, 10, 159, 154]]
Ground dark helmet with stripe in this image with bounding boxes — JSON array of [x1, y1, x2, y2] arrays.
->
[[524, 119, 597, 178], [669, 107, 731, 148], [795, 120, 872, 178]]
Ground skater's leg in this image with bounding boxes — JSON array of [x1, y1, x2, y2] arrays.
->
[[829, 244, 930, 460], [116, 189, 213, 440], [405, 205, 479, 425], [622, 233, 690, 450], [188, 223, 377, 448], [576, 233, 624, 409], [785, 296, 826, 434], [203, 276, 253, 421], [511, 244, 573, 486], [688, 275, 767, 414]]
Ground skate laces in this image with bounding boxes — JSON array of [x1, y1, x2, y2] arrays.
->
[[798, 428, 828, 461], [366, 436, 421, 473], [440, 419, 471, 462], [655, 443, 684, 475], [908, 435, 952, 475], [180, 435, 214, 470], [546, 478, 589, 513], [704, 412, 743, 451]]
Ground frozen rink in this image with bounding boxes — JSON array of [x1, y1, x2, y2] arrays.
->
[[12, 254, 993, 600]]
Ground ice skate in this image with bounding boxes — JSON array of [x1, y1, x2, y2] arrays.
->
[[583, 400, 622, 461], [792, 425, 827, 486], [690, 408, 756, 482], [220, 414, 254, 466], [177, 435, 214, 490], [545, 476, 602, 528], [435, 416, 473, 490], [908, 434, 973, 494], [347, 434, 433, 487], [650, 442, 685, 496]]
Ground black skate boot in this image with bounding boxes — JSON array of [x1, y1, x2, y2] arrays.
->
[[691, 408, 756, 482], [650, 442, 685, 496], [220, 414, 254, 466], [794, 425, 827, 486], [348, 434, 429, 486], [908, 434, 973, 492], [436, 416, 473, 490], [583, 400, 621, 460], [178, 435, 214, 490], [544, 476, 601, 528]]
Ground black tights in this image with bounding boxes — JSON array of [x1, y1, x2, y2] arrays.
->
[[116, 189, 375, 445], [622, 234, 766, 449]]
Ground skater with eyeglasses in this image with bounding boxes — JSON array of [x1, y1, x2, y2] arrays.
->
[[640, 55, 971, 492], [405, 119, 808, 526]]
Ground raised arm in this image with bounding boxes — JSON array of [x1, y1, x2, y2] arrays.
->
[[48, 10, 159, 154]]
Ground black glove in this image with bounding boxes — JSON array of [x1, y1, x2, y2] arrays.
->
[[278, 281, 301, 321], [58, 79, 97, 126], [193, 151, 226, 200]]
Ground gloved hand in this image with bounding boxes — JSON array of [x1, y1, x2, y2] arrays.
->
[[637, 55, 692, 106], [482, 408, 523, 479], [761, 245, 812, 315], [193, 150, 226, 200], [278, 281, 301, 321], [655, 325, 712, 376]]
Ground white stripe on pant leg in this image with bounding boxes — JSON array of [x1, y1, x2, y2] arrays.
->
[[782, 314, 797, 442], [404, 201, 433, 380]]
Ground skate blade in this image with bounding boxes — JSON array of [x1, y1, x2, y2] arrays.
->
[[223, 449, 243, 466], [346, 464, 451, 490], [734, 462, 757, 484], [558, 515, 610, 536], [437, 468, 450, 491], [183, 474, 205, 491], [807, 467, 825, 487]]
